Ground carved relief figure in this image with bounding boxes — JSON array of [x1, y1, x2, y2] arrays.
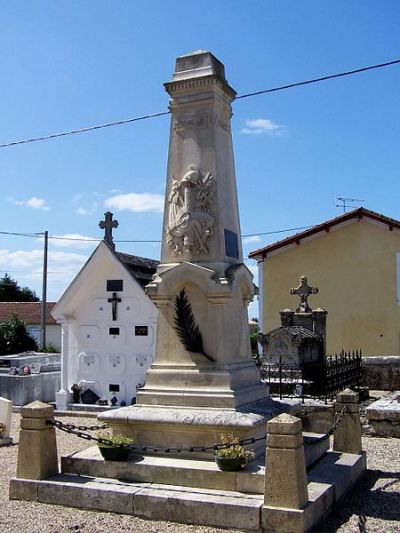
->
[[166, 166, 214, 255]]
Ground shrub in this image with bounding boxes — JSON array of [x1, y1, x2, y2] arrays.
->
[[0, 313, 38, 355]]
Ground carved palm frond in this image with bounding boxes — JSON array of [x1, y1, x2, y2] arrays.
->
[[173, 288, 215, 362]]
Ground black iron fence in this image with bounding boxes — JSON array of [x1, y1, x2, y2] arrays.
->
[[257, 350, 362, 403]]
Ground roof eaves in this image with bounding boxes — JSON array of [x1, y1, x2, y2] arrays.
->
[[248, 207, 400, 260]]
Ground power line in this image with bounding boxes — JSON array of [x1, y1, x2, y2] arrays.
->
[[0, 225, 313, 242], [235, 58, 400, 100], [0, 230, 43, 237], [0, 111, 170, 148], [1, 58, 399, 148]]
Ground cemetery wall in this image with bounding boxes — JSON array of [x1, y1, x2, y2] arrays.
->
[[362, 356, 400, 390], [26, 324, 61, 351]]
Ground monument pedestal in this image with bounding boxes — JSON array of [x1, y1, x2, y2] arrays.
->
[[99, 397, 291, 459], [101, 51, 273, 455]]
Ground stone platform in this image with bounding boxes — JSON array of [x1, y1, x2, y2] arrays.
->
[[366, 390, 400, 437], [10, 449, 366, 532], [98, 398, 299, 459], [60, 431, 329, 494]]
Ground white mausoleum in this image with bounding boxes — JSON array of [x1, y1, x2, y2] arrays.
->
[[53, 215, 158, 410]]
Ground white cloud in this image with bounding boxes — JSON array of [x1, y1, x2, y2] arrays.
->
[[26, 197, 50, 210], [0, 248, 90, 300], [8, 196, 50, 211], [242, 235, 261, 245], [241, 118, 285, 136], [49, 234, 99, 250], [76, 206, 98, 216], [105, 193, 164, 213]]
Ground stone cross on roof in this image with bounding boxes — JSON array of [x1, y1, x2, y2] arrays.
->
[[290, 275, 319, 313], [99, 211, 118, 250]]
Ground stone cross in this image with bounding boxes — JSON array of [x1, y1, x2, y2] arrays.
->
[[99, 211, 118, 250], [108, 292, 121, 321], [290, 275, 318, 313]]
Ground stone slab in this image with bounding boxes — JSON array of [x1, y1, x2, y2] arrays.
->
[[134, 483, 263, 531], [0, 395, 12, 438], [262, 481, 334, 533], [62, 446, 265, 494], [303, 433, 329, 466], [38, 475, 148, 514], [10, 448, 366, 533], [366, 391, 400, 437], [308, 451, 367, 501], [10, 474, 263, 530], [9, 478, 39, 501], [62, 434, 328, 496]]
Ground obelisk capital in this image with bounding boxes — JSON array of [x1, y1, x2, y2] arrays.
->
[[164, 50, 236, 101]]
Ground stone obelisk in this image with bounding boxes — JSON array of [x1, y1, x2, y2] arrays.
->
[[100, 51, 272, 454]]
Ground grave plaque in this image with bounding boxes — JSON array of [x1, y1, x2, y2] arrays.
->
[[80, 388, 100, 405], [224, 229, 239, 259], [135, 326, 148, 336]]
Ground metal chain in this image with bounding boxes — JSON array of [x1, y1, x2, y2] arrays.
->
[[303, 406, 347, 444], [47, 419, 265, 453], [51, 422, 109, 432], [48, 406, 348, 451]]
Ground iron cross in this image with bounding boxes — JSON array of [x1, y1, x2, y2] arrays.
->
[[99, 211, 118, 250], [290, 275, 318, 313], [108, 292, 121, 321]]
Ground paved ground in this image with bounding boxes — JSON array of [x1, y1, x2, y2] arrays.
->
[[0, 413, 399, 533]]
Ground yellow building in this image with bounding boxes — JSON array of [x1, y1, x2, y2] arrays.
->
[[249, 208, 400, 356]]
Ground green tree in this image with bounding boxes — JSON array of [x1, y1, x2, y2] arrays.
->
[[0, 273, 39, 302], [0, 312, 38, 355]]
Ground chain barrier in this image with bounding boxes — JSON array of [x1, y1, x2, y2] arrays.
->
[[303, 406, 347, 444], [47, 419, 265, 453], [50, 422, 109, 432], [47, 405, 347, 452]]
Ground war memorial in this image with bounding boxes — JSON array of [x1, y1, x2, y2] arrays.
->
[[9, 51, 366, 533]]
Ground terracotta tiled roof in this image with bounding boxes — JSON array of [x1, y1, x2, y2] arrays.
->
[[249, 207, 400, 260], [0, 302, 57, 325]]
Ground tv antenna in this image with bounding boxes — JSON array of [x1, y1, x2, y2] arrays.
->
[[336, 196, 365, 213]]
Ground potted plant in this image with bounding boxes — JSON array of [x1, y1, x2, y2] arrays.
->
[[97, 430, 135, 461], [214, 433, 255, 471]]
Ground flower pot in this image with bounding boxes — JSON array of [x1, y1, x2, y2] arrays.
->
[[99, 446, 130, 461], [214, 455, 246, 471]]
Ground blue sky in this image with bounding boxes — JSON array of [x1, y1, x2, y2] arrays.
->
[[1, 1, 399, 317]]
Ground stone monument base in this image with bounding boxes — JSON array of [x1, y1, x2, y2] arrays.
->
[[98, 397, 299, 459]]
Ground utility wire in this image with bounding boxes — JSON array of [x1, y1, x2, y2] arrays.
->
[[1, 58, 399, 148], [235, 58, 400, 100], [0, 111, 170, 148], [0, 225, 312, 242]]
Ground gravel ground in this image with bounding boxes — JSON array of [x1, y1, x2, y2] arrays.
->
[[0, 413, 399, 533]]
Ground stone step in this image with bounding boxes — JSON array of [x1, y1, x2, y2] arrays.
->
[[10, 450, 366, 532], [10, 474, 264, 531], [61, 432, 329, 495], [62, 447, 266, 494]]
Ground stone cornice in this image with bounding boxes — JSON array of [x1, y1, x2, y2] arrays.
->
[[164, 75, 236, 100]]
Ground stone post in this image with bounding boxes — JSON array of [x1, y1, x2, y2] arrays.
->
[[264, 413, 308, 508], [16, 401, 58, 480], [333, 388, 362, 454], [263, 413, 309, 532]]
